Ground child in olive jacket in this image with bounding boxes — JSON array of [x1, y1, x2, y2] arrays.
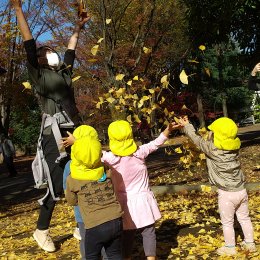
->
[[65, 125, 123, 260]]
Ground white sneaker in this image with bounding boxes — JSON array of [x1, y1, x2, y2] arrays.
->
[[241, 241, 257, 252], [73, 227, 81, 240], [33, 229, 56, 252], [216, 246, 237, 256]]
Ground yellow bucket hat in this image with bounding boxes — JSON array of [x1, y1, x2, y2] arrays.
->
[[73, 125, 99, 140], [108, 120, 137, 156], [208, 117, 241, 150], [70, 125, 104, 181]]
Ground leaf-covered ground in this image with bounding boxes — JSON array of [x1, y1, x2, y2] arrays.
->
[[0, 191, 259, 259], [0, 125, 259, 259]]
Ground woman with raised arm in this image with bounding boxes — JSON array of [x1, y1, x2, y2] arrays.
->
[[248, 62, 260, 91], [11, 0, 90, 252]]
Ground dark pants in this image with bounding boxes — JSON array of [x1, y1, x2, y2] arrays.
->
[[123, 224, 156, 257], [4, 155, 17, 177], [85, 218, 123, 260], [37, 132, 68, 230]]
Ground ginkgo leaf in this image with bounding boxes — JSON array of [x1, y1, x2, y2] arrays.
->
[[127, 80, 132, 86], [182, 104, 188, 110], [133, 114, 141, 123], [22, 81, 31, 90], [161, 74, 168, 83], [174, 147, 182, 153], [199, 153, 206, 160], [96, 102, 101, 109], [188, 59, 199, 64], [133, 75, 139, 80], [174, 117, 179, 123], [87, 58, 98, 62], [133, 94, 139, 100], [115, 74, 125, 81], [199, 45, 206, 51], [179, 70, 189, 85], [204, 67, 210, 77], [126, 115, 132, 122], [91, 45, 99, 56], [143, 47, 152, 54], [148, 89, 155, 94], [106, 19, 112, 24], [106, 97, 115, 103], [97, 38, 104, 43], [201, 185, 212, 192], [72, 76, 81, 82], [159, 97, 165, 104], [164, 108, 169, 116]]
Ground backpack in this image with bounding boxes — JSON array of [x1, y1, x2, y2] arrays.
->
[[32, 112, 71, 205]]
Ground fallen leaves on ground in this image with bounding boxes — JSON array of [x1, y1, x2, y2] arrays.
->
[[0, 191, 259, 259]]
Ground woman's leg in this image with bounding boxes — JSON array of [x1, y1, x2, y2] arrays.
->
[[37, 132, 64, 230]]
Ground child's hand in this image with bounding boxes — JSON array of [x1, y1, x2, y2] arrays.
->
[[179, 116, 189, 126], [61, 131, 75, 148], [168, 122, 182, 131]]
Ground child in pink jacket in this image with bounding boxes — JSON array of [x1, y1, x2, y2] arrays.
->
[[102, 120, 180, 260]]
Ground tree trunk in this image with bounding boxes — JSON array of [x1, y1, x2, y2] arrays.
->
[[196, 93, 205, 128], [222, 93, 228, 117]]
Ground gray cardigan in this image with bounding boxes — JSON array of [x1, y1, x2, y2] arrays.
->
[[183, 123, 245, 192]]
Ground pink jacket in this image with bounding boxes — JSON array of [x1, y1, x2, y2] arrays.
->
[[102, 133, 167, 229]]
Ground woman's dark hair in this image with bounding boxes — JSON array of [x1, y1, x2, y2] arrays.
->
[[36, 46, 60, 67]]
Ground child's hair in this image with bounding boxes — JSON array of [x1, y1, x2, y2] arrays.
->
[[108, 120, 137, 156], [208, 117, 240, 150]]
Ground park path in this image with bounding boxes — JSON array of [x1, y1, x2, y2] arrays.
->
[[0, 123, 259, 206]]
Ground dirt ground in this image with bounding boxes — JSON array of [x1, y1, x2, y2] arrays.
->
[[0, 124, 259, 259]]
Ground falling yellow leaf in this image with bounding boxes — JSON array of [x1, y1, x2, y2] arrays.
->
[[174, 117, 179, 123], [148, 89, 155, 94], [72, 76, 81, 82], [106, 19, 112, 24], [133, 114, 141, 123], [143, 47, 152, 54], [106, 97, 115, 103], [91, 45, 99, 56], [96, 102, 101, 109], [97, 38, 104, 43], [159, 96, 165, 104], [164, 108, 169, 116], [87, 58, 98, 62], [181, 104, 188, 110], [127, 80, 132, 86], [133, 75, 139, 80], [204, 67, 210, 77], [174, 147, 182, 154], [115, 74, 125, 81], [199, 45, 206, 51], [179, 70, 188, 85], [126, 115, 132, 123], [188, 59, 199, 64], [22, 81, 31, 90], [161, 74, 168, 83]]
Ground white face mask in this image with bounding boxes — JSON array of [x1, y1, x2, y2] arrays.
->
[[46, 52, 60, 67]]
